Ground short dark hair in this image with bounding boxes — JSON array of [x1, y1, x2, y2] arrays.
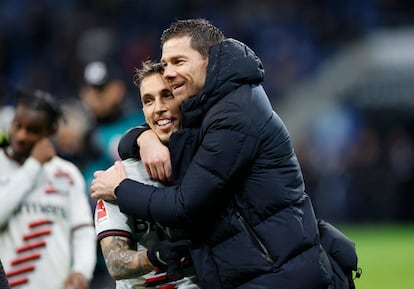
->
[[16, 89, 63, 131], [160, 18, 225, 58], [132, 60, 164, 88]]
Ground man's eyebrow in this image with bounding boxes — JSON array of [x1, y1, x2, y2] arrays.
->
[[161, 88, 172, 94], [141, 93, 153, 99], [162, 54, 187, 61]]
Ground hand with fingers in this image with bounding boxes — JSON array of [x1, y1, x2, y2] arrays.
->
[[138, 130, 172, 183], [90, 161, 127, 201]]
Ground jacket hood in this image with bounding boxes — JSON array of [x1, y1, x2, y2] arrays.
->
[[181, 38, 265, 127]]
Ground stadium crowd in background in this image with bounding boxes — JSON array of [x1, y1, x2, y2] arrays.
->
[[1, 0, 412, 106]]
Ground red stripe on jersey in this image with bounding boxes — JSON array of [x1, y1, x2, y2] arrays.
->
[[29, 219, 53, 228], [11, 253, 41, 265], [159, 285, 177, 289], [17, 241, 46, 253], [55, 169, 74, 184], [6, 265, 35, 277], [23, 229, 51, 240], [71, 223, 93, 232], [8, 277, 29, 287], [44, 187, 57, 194], [144, 274, 168, 286]]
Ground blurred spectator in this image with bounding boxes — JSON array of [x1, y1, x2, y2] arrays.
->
[[298, 112, 414, 223], [76, 59, 144, 207], [54, 99, 99, 171], [386, 126, 414, 220], [345, 125, 397, 222]]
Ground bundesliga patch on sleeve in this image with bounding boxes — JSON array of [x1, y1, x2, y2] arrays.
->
[[96, 199, 108, 224]]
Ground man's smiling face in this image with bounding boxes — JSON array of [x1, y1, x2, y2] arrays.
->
[[141, 73, 181, 144], [161, 36, 209, 104]]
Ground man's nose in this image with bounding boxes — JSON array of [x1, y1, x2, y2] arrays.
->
[[15, 128, 28, 140], [154, 99, 167, 112], [163, 65, 176, 79]]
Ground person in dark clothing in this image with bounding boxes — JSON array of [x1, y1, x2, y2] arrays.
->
[[91, 18, 334, 289], [0, 259, 10, 289]]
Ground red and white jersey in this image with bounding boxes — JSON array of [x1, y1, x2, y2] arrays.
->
[[95, 159, 199, 289], [0, 147, 96, 289]]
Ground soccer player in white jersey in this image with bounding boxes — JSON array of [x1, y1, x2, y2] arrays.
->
[[0, 90, 96, 289], [93, 61, 199, 289]]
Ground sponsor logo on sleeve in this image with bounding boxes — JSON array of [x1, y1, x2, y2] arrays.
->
[[96, 199, 108, 224]]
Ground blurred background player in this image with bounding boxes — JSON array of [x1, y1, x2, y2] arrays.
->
[[0, 89, 96, 289]]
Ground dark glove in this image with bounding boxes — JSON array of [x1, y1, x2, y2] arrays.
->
[[147, 235, 191, 280]]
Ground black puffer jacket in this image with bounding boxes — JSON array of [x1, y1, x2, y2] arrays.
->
[[116, 38, 332, 289]]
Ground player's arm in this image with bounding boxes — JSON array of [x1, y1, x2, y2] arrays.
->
[[0, 157, 40, 227], [67, 160, 97, 287], [100, 235, 155, 280], [118, 125, 172, 183], [0, 139, 54, 227]]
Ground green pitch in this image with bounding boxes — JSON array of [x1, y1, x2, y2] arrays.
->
[[339, 223, 414, 289]]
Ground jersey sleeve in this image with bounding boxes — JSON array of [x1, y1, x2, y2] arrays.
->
[[65, 160, 96, 280], [94, 159, 159, 245], [0, 156, 42, 228], [67, 161, 94, 228], [94, 199, 134, 241]]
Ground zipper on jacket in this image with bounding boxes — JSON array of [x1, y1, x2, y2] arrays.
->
[[236, 210, 274, 263]]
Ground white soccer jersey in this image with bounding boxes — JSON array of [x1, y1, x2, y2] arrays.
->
[[95, 159, 199, 289], [0, 147, 96, 289]]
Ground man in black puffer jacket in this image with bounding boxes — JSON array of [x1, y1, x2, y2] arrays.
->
[[91, 18, 342, 289]]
